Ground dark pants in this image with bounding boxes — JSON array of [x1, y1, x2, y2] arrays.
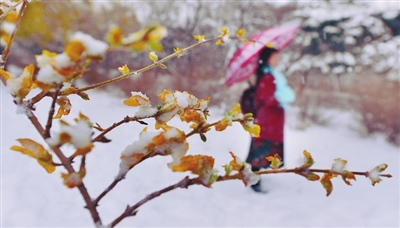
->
[[245, 138, 284, 170]]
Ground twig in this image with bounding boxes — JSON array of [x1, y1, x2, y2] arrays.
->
[[0, 0, 24, 21], [43, 84, 62, 138], [108, 164, 392, 227], [30, 90, 51, 105], [27, 110, 103, 225], [93, 152, 156, 206], [69, 37, 220, 94], [0, 0, 28, 70], [93, 116, 145, 142], [109, 176, 194, 227]]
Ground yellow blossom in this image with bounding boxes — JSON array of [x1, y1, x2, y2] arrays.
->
[[35, 50, 57, 68], [266, 154, 283, 170], [123, 92, 152, 107], [122, 25, 167, 51], [242, 122, 260, 137], [320, 173, 334, 196], [10, 138, 56, 173], [235, 29, 246, 38], [193, 35, 205, 43], [301, 150, 315, 168], [64, 40, 86, 62], [54, 96, 72, 119], [368, 163, 388, 186], [0, 64, 35, 99], [61, 172, 84, 188], [174, 47, 183, 58], [4, 10, 19, 22], [106, 26, 123, 46], [118, 64, 130, 75], [149, 51, 158, 62]]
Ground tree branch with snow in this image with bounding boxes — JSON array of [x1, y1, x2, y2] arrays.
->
[[0, 2, 392, 227]]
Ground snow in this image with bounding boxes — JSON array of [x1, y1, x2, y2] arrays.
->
[[1, 88, 399, 227]]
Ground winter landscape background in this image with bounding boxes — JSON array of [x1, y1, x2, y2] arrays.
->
[[1, 0, 399, 227]]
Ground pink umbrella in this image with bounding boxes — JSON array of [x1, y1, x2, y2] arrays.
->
[[226, 25, 300, 87]]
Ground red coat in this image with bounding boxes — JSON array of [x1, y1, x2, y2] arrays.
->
[[254, 73, 284, 142]]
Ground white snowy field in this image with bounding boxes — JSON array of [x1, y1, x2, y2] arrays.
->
[[1, 88, 399, 227]]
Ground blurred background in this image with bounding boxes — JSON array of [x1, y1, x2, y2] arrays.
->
[[2, 0, 399, 146]]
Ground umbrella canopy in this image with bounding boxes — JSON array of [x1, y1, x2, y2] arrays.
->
[[226, 25, 300, 87]]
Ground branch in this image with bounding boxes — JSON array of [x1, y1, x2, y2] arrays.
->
[[109, 176, 194, 227], [0, 0, 28, 71], [43, 85, 62, 138], [92, 115, 148, 142], [68, 37, 220, 94], [93, 152, 156, 206], [108, 164, 392, 227], [26, 110, 103, 225]]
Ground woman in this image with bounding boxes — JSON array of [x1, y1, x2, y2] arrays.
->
[[245, 46, 296, 192]]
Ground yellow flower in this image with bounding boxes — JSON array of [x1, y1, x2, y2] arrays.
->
[[193, 35, 205, 43], [149, 52, 167, 68], [235, 29, 246, 38], [122, 25, 167, 51], [320, 173, 334, 196], [4, 10, 19, 22], [0, 64, 35, 99], [123, 91, 152, 107], [242, 123, 260, 137], [218, 27, 230, 37], [118, 64, 130, 75], [215, 118, 229, 131], [35, 50, 58, 68], [368, 163, 388, 186], [106, 26, 123, 46], [54, 96, 72, 119], [61, 172, 84, 188], [172, 155, 217, 187], [10, 138, 56, 173], [149, 51, 158, 62], [174, 47, 183, 58], [266, 154, 283, 170], [64, 40, 86, 62], [301, 150, 315, 168], [216, 27, 230, 45]]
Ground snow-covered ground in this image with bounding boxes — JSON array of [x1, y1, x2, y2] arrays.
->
[[1, 88, 399, 227]]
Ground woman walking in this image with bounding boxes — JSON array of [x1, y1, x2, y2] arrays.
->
[[245, 46, 296, 192]]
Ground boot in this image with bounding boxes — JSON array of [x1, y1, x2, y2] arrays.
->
[[251, 180, 262, 192]]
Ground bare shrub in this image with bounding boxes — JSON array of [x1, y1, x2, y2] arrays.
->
[[349, 76, 400, 145]]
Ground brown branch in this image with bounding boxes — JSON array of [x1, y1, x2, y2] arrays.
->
[[92, 116, 145, 142], [108, 164, 392, 227], [0, 0, 24, 21], [30, 90, 51, 105], [93, 152, 156, 206], [43, 85, 62, 138], [0, 0, 28, 70], [25, 110, 102, 225], [109, 176, 194, 227], [69, 37, 220, 94]]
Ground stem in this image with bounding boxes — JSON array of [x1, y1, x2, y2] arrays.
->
[[0, 0, 28, 70], [44, 85, 61, 138], [0, 0, 24, 21], [71, 37, 219, 94], [109, 176, 194, 227], [106, 165, 392, 227], [93, 116, 145, 142], [26, 111, 102, 225], [93, 152, 155, 206]]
